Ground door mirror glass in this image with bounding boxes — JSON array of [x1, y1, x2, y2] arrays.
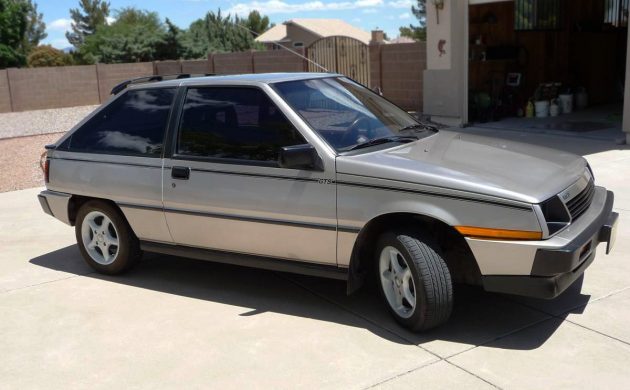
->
[[278, 144, 323, 171]]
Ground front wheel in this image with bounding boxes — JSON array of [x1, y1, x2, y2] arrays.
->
[[376, 230, 453, 331], [75, 200, 142, 274]]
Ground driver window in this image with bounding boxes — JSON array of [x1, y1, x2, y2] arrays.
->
[[177, 87, 306, 164]]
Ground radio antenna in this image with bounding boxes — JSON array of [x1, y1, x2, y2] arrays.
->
[[236, 23, 329, 72]]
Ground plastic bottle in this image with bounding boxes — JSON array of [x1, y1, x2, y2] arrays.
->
[[526, 100, 534, 118]]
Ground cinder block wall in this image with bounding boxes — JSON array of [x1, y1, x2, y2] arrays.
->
[[369, 43, 383, 92], [253, 50, 306, 73], [379, 42, 426, 112], [181, 60, 212, 74], [0, 70, 11, 113], [0, 43, 427, 112], [154, 61, 182, 75], [97, 62, 153, 102], [212, 52, 254, 74], [8, 65, 100, 112]]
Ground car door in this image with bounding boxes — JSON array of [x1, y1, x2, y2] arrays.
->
[[162, 85, 337, 265]]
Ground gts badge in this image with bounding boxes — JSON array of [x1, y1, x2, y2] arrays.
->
[[317, 178, 335, 185]]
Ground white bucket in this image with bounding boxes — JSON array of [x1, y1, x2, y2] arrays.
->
[[550, 103, 560, 117], [535, 100, 550, 118], [559, 94, 573, 114]]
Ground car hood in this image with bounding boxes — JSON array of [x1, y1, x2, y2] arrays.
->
[[335, 130, 587, 204]]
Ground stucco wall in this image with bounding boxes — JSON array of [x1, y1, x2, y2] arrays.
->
[[285, 24, 320, 48], [423, 0, 469, 125]]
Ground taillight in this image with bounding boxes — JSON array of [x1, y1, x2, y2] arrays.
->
[[40, 150, 50, 184], [44, 159, 50, 183]]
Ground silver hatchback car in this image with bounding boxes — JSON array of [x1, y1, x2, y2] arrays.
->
[[39, 73, 618, 331]]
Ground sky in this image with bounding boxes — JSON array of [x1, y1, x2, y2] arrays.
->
[[39, 0, 417, 49]]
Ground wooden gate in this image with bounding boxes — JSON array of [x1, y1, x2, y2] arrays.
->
[[306, 36, 370, 85]]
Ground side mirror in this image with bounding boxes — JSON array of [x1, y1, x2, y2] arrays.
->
[[278, 144, 323, 171]]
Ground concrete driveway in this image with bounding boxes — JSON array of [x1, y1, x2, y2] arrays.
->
[[1, 129, 629, 389]]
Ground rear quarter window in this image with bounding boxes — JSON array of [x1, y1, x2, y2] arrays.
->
[[61, 88, 176, 157]]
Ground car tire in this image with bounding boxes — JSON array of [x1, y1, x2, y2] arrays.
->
[[375, 230, 453, 331], [75, 200, 142, 275]]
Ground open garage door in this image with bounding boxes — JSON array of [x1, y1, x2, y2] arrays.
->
[[467, 0, 627, 140]]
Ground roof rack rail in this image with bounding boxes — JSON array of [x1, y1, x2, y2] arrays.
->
[[110, 73, 215, 95]]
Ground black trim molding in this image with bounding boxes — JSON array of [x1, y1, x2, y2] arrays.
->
[[50, 157, 162, 169], [118, 202, 361, 233], [166, 165, 320, 183], [141, 241, 348, 281]]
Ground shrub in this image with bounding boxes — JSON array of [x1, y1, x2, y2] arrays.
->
[[27, 45, 73, 67]]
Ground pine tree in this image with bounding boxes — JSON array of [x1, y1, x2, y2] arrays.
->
[[21, 0, 47, 52], [399, 0, 427, 41], [0, 0, 29, 67], [66, 0, 110, 48]]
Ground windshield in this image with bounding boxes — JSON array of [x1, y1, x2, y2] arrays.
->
[[273, 77, 434, 152]]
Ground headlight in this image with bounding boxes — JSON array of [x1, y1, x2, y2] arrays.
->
[[540, 195, 570, 235], [586, 163, 595, 183]]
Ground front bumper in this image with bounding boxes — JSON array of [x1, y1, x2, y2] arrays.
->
[[479, 189, 618, 299]]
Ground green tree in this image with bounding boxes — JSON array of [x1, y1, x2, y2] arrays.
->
[[181, 10, 261, 59], [239, 10, 273, 37], [27, 44, 73, 67], [80, 8, 168, 63], [157, 18, 184, 60], [399, 0, 427, 41], [21, 0, 46, 52], [66, 0, 110, 48], [0, 0, 29, 68]]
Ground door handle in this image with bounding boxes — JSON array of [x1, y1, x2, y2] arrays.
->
[[171, 166, 191, 180]]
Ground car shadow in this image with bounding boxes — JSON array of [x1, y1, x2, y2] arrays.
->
[[30, 245, 591, 351]]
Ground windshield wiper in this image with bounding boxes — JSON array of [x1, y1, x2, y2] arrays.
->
[[346, 135, 417, 151], [398, 123, 439, 133]]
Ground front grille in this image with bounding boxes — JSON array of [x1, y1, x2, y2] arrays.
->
[[566, 179, 595, 221]]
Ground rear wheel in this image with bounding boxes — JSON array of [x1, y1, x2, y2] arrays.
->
[[75, 200, 141, 274], [376, 230, 453, 331]]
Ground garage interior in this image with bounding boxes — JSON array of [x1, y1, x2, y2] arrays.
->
[[468, 0, 628, 140]]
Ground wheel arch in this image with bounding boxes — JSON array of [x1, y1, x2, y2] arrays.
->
[[68, 195, 125, 226], [346, 212, 482, 294]]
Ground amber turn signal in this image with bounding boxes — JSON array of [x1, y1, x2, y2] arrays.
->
[[455, 226, 542, 240]]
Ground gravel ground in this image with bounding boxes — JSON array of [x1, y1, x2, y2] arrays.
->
[[0, 105, 99, 139], [0, 133, 64, 193]]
